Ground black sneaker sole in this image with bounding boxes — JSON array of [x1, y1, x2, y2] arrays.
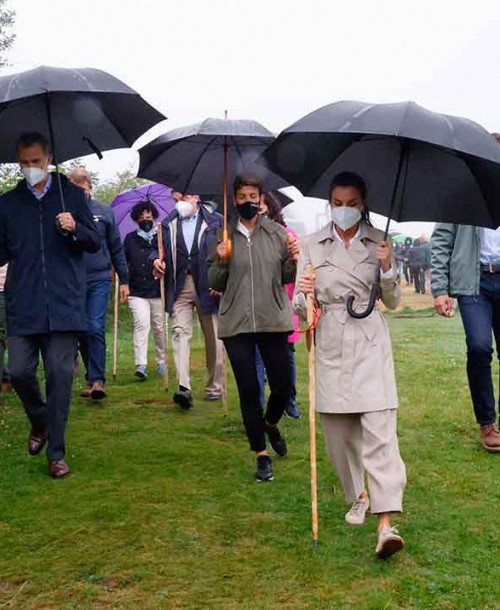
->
[[173, 394, 193, 410], [90, 390, 106, 400], [256, 474, 274, 482]]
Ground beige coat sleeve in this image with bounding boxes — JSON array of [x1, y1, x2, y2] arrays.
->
[[292, 237, 311, 321], [378, 244, 400, 310]]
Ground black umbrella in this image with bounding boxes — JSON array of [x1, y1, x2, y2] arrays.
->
[[260, 100, 500, 317], [138, 116, 288, 256], [0, 66, 166, 162], [0, 65, 166, 209]]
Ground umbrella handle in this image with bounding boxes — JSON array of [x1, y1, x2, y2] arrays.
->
[[346, 278, 379, 319], [221, 228, 232, 260]]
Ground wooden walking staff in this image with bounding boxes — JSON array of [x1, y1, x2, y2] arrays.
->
[[306, 264, 319, 548], [220, 109, 231, 416], [112, 273, 119, 381], [156, 225, 169, 391]]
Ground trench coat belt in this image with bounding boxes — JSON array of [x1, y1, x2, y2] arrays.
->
[[319, 301, 376, 400]]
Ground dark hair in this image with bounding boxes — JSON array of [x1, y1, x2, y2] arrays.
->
[[263, 192, 286, 226], [16, 132, 50, 154], [233, 173, 263, 196], [329, 171, 372, 226], [130, 201, 159, 222]]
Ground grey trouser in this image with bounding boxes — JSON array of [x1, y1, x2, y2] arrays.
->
[[9, 332, 78, 461]]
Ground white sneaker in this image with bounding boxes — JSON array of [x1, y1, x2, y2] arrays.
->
[[345, 495, 370, 525], [375, 527, 404, 559]]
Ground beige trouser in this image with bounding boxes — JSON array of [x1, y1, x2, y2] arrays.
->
[[320, 409, 406, 514], [171, 274, 223, 394], [128, 296, 167, 367]]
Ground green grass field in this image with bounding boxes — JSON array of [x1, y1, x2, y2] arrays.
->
[[1, 306, 500, 609]]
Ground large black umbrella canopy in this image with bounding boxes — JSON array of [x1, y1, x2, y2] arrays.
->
[[260, 100, 500, 228], [137, 117, 288, 194], [0, 65, 166, 163]]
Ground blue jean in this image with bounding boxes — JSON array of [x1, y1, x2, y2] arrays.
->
[[458, 273, 500, 425], [79, 280, 111, 383], [256, 344, 296, 410]]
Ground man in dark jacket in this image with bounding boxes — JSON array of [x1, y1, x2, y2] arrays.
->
[[68, 168, 129, 400], [0, 133, 100, 478], [153, 192, 224, 409], [408, 239, 426, 294]]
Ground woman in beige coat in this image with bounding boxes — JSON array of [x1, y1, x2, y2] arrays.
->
[[295, 172, 406, 559]]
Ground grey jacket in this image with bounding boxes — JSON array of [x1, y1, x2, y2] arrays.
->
[[207, 215, 296, 338], [430, 224, 481, 297]]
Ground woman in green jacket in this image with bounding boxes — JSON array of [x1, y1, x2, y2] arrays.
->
[[208, 174, 298, 482]]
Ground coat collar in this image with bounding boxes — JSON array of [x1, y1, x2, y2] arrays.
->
[[315, 221, 382, 245], [314, 221, 382, 288], [229, 214, 283, 237]]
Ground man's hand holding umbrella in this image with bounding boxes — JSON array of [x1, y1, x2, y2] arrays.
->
[[56, 212, 76, 233]]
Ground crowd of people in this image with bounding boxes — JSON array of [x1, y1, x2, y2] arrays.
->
[[3, 130, 500, 561], [394, 235, 431, 294]]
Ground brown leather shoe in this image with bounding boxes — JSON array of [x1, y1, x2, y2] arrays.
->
[[480, 423, 500, 452], [80, 384, 92, 398], [28, 426, 47, 456], [90, 380, 106, 400], [48, 460, 70, 479]]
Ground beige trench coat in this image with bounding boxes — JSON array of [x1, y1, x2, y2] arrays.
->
[[294, 221, 400, 414]]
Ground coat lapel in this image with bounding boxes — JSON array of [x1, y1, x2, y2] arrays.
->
[[315, 221, 381, 289]]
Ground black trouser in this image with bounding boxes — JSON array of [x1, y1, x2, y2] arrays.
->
[[223, 332, 292, 453], [9, 332, 78, 461], [410, 266, 425, 293], [0, 292, 7, 383]]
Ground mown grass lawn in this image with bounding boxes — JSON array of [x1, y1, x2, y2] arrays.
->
[[1, 306, 500, 609]]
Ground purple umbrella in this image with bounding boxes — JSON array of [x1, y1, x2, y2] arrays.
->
[[111, 183, 175, 240]]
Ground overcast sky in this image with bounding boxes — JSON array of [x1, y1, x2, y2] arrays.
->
[[7, 0, 500, 235]]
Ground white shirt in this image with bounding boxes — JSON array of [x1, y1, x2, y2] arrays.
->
[[331, 224, 394, 278], [180, 213, 199, 253], [480, 228, 500, 265], [236, 219, 252, 241]]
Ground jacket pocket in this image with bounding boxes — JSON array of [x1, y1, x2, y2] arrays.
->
[[272, 289, 284, 311], [220, 294, 236, 315]]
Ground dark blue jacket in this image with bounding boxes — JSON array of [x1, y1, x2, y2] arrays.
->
[[156, 205, 222, 314], [124, 230, 161, 299], [85, 198, 128, 284], [0, 174, 100, 336]]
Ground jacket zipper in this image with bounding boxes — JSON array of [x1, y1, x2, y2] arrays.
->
[[39, 201, 51, 330], [247, 237, 256, 331]]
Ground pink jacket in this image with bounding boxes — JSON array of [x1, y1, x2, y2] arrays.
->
[[285, 226, 300, 343]]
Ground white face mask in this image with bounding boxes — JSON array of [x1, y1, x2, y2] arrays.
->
[[22, 166, 48, 188], [330, 206, 362, 231], [176, 200, 195, 218]]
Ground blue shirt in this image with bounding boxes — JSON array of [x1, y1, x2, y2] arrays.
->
[[181, 213, 199, 253], [480, 228, 500, 265], [27, 174, 53, 201]]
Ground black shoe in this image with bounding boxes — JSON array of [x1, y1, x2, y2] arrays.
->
[[173, 389, 193, 410], [256, 455, 274, 482], [285, 404, 302, 419], [265, 424, 288, 457]]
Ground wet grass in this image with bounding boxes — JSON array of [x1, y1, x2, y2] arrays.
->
[[1, 307, 499, 608]]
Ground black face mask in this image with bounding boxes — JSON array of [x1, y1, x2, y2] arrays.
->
[[236, 200, 260, 220], [138, 220, 154, 232]]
